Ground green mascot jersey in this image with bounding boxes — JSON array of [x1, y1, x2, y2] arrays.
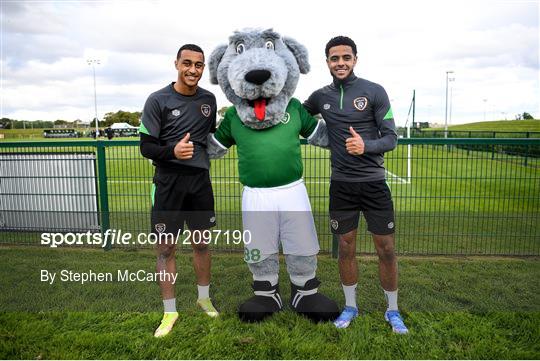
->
[[214, 98, 319, 188]]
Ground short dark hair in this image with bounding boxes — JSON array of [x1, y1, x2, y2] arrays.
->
[[177, 44, 205, 61], [325, 36, 357, 58]]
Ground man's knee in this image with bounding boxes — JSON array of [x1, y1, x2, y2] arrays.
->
[[188, 230, 211, 253], [338, 230, 356, 259], [191, 241, 209, 253], [157, 241, 176, 260], [374, 234, 396, 262]]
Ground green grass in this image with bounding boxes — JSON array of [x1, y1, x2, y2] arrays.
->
[[0, 246, 539, 359], [0, 128, 48, 139], [426, 119, 540, 132], [0, 128, 140, 141]]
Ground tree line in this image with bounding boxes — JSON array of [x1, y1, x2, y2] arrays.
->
[[0, 110, 142, 129]]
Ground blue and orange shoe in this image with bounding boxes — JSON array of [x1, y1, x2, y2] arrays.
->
[[384, 310, 409, 334], [333, 306, 358, 329]]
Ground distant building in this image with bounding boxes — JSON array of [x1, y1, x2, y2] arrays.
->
[[74, 119, 90, 128], [429, 123, 444, 128], [110, 122, 138, 129]]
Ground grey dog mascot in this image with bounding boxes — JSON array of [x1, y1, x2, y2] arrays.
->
[[207, 28, 339, 322]]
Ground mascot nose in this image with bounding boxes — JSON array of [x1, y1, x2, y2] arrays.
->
[[245, 70, 271, 85]]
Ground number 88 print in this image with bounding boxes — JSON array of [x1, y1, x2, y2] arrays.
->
[[243, 248, 261, 262]]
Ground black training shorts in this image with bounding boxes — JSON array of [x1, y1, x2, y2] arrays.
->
[[329, 180, 395, 235], [151, 167, 216, 237]]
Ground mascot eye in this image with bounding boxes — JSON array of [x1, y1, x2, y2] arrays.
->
[[236, 43, 245, 54], [265, 40, 275, 50]]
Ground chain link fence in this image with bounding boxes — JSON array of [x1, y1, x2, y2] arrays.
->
[[1, 138, 538, 255]]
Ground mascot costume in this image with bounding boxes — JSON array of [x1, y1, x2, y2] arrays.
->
[[207, 28, 339, 322]]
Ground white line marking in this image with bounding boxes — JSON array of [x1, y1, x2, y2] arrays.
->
[[385, 170, 410, 184]]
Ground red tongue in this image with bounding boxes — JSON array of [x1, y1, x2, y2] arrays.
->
[[254, 99, 266, 121]]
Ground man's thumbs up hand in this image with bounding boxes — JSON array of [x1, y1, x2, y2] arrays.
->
[[345, 126, 365, 155], [349, 127, 360, 138], [181, 133, 190, 143], [174, 133, 194, 159]]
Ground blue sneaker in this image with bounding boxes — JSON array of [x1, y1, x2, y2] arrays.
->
[[384, 310, 409, 334], [333, 306, 358, 329]]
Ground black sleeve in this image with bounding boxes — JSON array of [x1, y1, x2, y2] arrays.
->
[[363, 85, 398, 154], [303, 91, 320, 116], [140, 133, 176, 161]]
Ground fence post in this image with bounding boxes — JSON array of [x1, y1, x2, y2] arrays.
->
[[491, 133, 496, 160], [524, 132, 530, 166], [96, 141, 111, 250]]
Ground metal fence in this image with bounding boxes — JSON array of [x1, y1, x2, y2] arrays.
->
[[0, 138, 538, 256], [409, 129, 540, 139]]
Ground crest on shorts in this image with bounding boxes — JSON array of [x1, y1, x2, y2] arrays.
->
[[330, 219, 339, 230], [388, 222, 394, 229], [353, 97, 368, 111], [210, 216, 216, 223], [280, 112, 290, 124], [201, 104, 211, 117], [155, 223, 166, 233]]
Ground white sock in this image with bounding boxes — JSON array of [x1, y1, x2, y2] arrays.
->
[[163, 298, 176, 313], [290, 272, 316, 287], [384, 289, 398, 311], [197, 284, 210, 300], [342, 283, 357, 309], [253, 274, 279, 287]]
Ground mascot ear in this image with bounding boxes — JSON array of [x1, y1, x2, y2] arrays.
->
[[283, 37, 310, 74], [209, 44, 228, 84]]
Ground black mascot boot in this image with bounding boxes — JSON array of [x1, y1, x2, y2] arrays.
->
[[290, 277, 340, 322], [238, 281, 283, 322]]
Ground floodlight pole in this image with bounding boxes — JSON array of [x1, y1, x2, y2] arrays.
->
[[449, 86, 453, 125], [444, 70, 454, 138], [412, 89, 415, 130], [87, 59, 100, 138]]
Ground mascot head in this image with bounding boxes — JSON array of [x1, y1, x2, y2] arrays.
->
[[209, 28, 310, 130]]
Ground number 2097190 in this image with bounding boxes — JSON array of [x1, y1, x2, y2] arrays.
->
[[182, 229, 251, 245]]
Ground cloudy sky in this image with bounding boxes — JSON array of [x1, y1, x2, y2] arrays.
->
[[1, 0, 539, 126]]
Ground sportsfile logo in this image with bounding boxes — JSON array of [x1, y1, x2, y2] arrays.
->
[[40, 229, 252, 248], [41, 230, 142, 248]]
